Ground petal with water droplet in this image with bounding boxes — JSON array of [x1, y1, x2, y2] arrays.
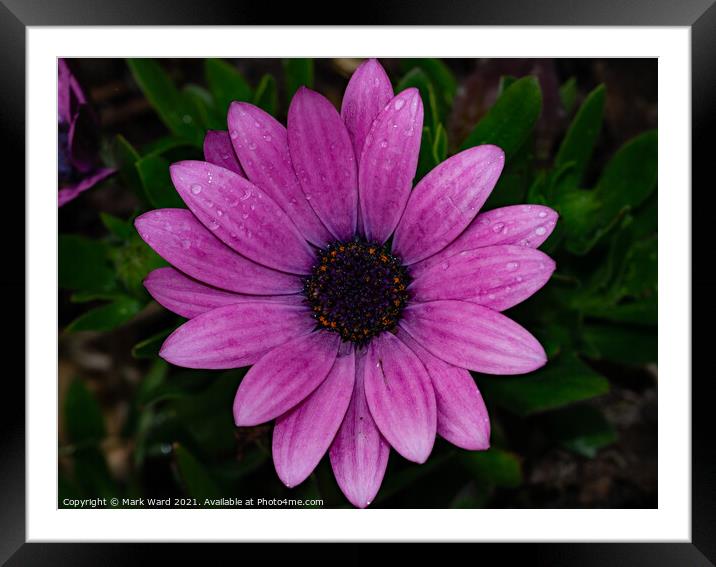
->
[[227, 102, 332, 247], [411, 205, 558, 277], [134, 209, 302, 295], [203, 130, 245, 177], [288, 87, 358, 241], [358, 88, 423, 244], [170, 160, 315, 274], [409, 245, 556, 311], [393, 145, 505, 264], [341, 59, 394, 164]]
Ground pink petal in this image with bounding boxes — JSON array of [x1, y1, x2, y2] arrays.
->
[[144, 267, 302, 319], [287, 87, 358, 241], [135, 209, 302, 295], [400, 300, 547, 375], [392, 145, 505, 264], [203, 130, 245, 176], [272, 347, 356, 488], [58, 168, 114, 206], [159, 301, 315, 369], [227, 102, 332, 247], [170, 160, 315, 274], [364, 333, 436, 463], [398, 329, 490, 451], [411, 205, 558, 277], [329, 350, 390, 508], [341, 58, 394, 165], [358, 89, 424, 243], [409, 245, 556, 311], [233, 332, 341, 426]]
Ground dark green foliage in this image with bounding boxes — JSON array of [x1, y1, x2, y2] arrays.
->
[[59, 59, 657, 509]]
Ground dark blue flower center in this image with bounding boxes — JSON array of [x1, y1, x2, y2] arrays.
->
[[303, 240, 411, 345]]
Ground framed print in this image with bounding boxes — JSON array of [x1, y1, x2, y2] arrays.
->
[[2, 0, 713, 563]]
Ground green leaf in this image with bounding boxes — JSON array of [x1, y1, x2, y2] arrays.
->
[[554, 84, 605, 186], [582, 297, 658, 326], [396, 67, 441, 131], [581, 323, 657, 365], [109, 232, 166, 298], [544, 405, 617, 458], [132, 327, 175, 359], [59, 235, 116, 292], [204, 58, 252, 118], [559, 77, 578, 114], [460, 76, 542, 158], [478, 352, 610, 417], [497, 75, 518, 96], [416, 127, 436, 181], [460, 448, 522, 488], [375, 451, 456, 504], [66, 296, 144, 332], [183, 84, 223, 131], [141, 135, 196, 157], [100, 213, 134, 240], [136, 359, 170, 406], [283, 58, 314, 102], [253, 74, 278, 116], [64, 378, 105, 444], [416, 123, 448, 182], [135, 154, 186, 209], [482, 132, 534, 209], [561, 130, 658, 255], [170, 370, 247, 457], [432, 122, 448, 163], [111, 135, 145, 202], [127, 59, 204, 146], [174, 444, 223, 501], [70, 290, 128, 304], [401, 58, 457, 110]]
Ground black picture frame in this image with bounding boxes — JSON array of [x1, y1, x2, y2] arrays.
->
[[2, 0, 712, 563]]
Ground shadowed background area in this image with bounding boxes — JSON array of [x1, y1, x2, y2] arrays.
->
[[58, 58, 657, 509]]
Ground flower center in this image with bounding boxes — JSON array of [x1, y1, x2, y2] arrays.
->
[[303, 240, 411, 345]]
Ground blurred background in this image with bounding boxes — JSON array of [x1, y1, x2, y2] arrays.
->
[[59, 58, 657, 508]]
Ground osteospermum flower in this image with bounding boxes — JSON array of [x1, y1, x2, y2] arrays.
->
[[135, 59, 558, 507], [58, 59, 114, 206]]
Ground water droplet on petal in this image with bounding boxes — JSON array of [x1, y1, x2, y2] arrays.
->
[[538, 211, 548, 218], [441, 262, 450, 271], [380, 140, 388, 148], [248, 142, 257, 150], [535, 226, 547, 236], [190, 184, 202, 195], [230, 130, 239, 139], [208, 219, 219, 230], [506, 262, 519, 271], [492, 222, 505, 233]]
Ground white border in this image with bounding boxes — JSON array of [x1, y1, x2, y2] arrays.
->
[[28, 26, 690, 542]]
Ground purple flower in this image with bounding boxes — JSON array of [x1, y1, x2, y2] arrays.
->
[[136, 59, 558, 507], [58, 59, 114, 206]]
